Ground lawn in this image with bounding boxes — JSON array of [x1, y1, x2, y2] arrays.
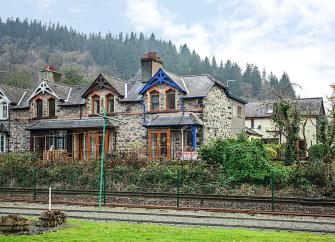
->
[[1, 220, 335, 242]]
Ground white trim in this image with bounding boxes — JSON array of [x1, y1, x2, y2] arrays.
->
[[180, 77, 189, 94], [66, 88, 72, 102], [27, 81, 60, 101], [17, 91, 27, 106]]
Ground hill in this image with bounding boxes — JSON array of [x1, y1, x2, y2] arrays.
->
[[0, 18, 296, 100]]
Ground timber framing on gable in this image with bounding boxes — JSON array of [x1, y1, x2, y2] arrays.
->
[[0, 89, 10, 104], [82, 74, 121, 98], [27, 81, 60, 101], [139, 68, 186, 95]]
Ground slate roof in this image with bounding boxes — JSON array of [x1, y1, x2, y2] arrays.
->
[[101, 73, 125, 96], [245, 98, 325, 118], [0, 84, 27, 104], [245, 127, 263, 137], [145, 113, 203, 127], [60, 84, 88, 106], [26, 118, 117, 130], [120, 81, 145, 102]]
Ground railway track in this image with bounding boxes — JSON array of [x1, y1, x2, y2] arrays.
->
[[0, 205, 334, 233], [1, 187, 335, 206]]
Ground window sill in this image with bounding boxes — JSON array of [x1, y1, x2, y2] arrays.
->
[[148, 109, 179, 114]]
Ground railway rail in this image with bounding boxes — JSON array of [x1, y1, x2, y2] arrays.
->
[[0, 204, 335, 233], [1, 187, 335, 206]]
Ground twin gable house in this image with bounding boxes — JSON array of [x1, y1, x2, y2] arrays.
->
[[2, 53, 246, 161], [245, 98, 325, 159]]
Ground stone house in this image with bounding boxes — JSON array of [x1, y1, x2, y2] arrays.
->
[[3, 53, 246, 160], [245, 98, 325, 159]]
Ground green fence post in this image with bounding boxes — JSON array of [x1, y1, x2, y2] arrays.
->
[[104, 167, 107, 205], [33, 168, 37, 201], [176, 169, 180, 208], [271, 170, 275, 212]]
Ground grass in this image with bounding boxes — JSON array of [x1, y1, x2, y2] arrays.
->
[[0, 220, 335, 242]]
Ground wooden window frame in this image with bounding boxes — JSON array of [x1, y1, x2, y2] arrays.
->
[[36, 98, 43, 118], [92, 95, 100, 114], [149, 90, 160, 112], [48, 97, 56, 117], [165, 88, 176, 111], [148, 129, 171, 160], [106, 93, 115, 114]]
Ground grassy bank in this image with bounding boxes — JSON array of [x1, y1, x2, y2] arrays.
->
[[1, 220, 334, 242]]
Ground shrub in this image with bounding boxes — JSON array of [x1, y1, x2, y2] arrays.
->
[[308, 144, 327, 162], [199, 136, 271, 183]]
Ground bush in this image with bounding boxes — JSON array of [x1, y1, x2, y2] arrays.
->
[[199, 136, 271, 183], [308, 144, 327, 162]]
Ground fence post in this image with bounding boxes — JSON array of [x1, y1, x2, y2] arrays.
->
[[176, 169, 180, 208], [33, 168, 37, 201], [271, 170, 275, 212]]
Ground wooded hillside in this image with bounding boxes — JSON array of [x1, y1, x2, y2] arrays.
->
[[0, 18, 296, 100]]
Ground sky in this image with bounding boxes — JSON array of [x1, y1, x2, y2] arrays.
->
[[1, 0, 335, 100]]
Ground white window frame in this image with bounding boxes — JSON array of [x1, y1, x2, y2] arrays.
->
[[0, 101, 8, 120]]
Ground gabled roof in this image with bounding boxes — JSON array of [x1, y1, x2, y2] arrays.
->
[[0, 84, 27, 104], [245, 97, 325, 118], [82, 73, 125, 98], [139, 68, 187, 95], [245, 127, 263, 137]]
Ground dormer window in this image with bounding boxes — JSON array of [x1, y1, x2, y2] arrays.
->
[[166, 89, 176, 110], [36, 99, 43, 118], [106, 94, 114, 113], [0, 101, 8, 119], [48, 98, 56, 117], [150, 90, 159, 111], [92, 95, 100, 114]]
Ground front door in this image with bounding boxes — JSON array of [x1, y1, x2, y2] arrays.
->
[[148, 129, 171, 160]]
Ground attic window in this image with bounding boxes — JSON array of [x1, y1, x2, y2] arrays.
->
[[166, 89, 176, 110], [150, 90, 159, 111], [48, 98, 55, 117], [106, 94, 114, 113], [92, 95, 100, 114], [266, 108, 273, 114], [36, 99, 43, 118]]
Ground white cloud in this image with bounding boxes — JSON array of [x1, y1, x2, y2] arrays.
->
[[125, 0, 335, 99]]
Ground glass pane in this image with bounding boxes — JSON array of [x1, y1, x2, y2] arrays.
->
[[167, 93, 175, 110], [160, 133, 168, 158], [36, 100, 43, 118], [151, 133, 158, 158], [90, 135, 96, 159], [108, 98, 114, 113], [151, 95, 159, 111]]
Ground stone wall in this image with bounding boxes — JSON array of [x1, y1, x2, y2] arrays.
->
[[230, 98, 245, 137], [202, 84, 232, 142], [9, 108, 32, 151]]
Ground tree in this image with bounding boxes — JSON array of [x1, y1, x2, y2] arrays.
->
[[278, 72, 296, 98], [61, 66, 86, 85], [272, 100, 301, 164], [4, 67, 33, 88]]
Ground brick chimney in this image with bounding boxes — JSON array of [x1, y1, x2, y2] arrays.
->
[[141, 52, 163, 82], [38, 64, 62, 82]]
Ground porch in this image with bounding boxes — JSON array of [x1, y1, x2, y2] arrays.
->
[[145, 114, 203, 160], [27, 118, 117, 161]]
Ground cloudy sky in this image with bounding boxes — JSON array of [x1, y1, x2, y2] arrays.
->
[[1, 0, 335, 99]]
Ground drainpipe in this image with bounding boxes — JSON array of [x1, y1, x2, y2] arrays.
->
[[180, 98, 185, 114], [79, 104, 82, 119], [7, 105, 10, 153], [192, 125, 197, 151]]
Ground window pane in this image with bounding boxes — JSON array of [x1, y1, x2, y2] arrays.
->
[[90, 135, 96, 159], [0, 134, 5, 152], [166, 92, 175, 110], [49, 99, 55, 116], [93, 97, 100, 114], [36, 100, 43, 118], [151, 95, 159, 111], [2, 104, 7, 119], [151, 133, 157, 158], [108, 97, 114, 113]]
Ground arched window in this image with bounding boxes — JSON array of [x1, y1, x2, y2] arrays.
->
[[92, 95, 100, 114], [166, 89, 176, 110], [150, 90, 159, 111], [36, 99, 43, 118], [106, 94, 114, 113], [48, 98, 56, 117]]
